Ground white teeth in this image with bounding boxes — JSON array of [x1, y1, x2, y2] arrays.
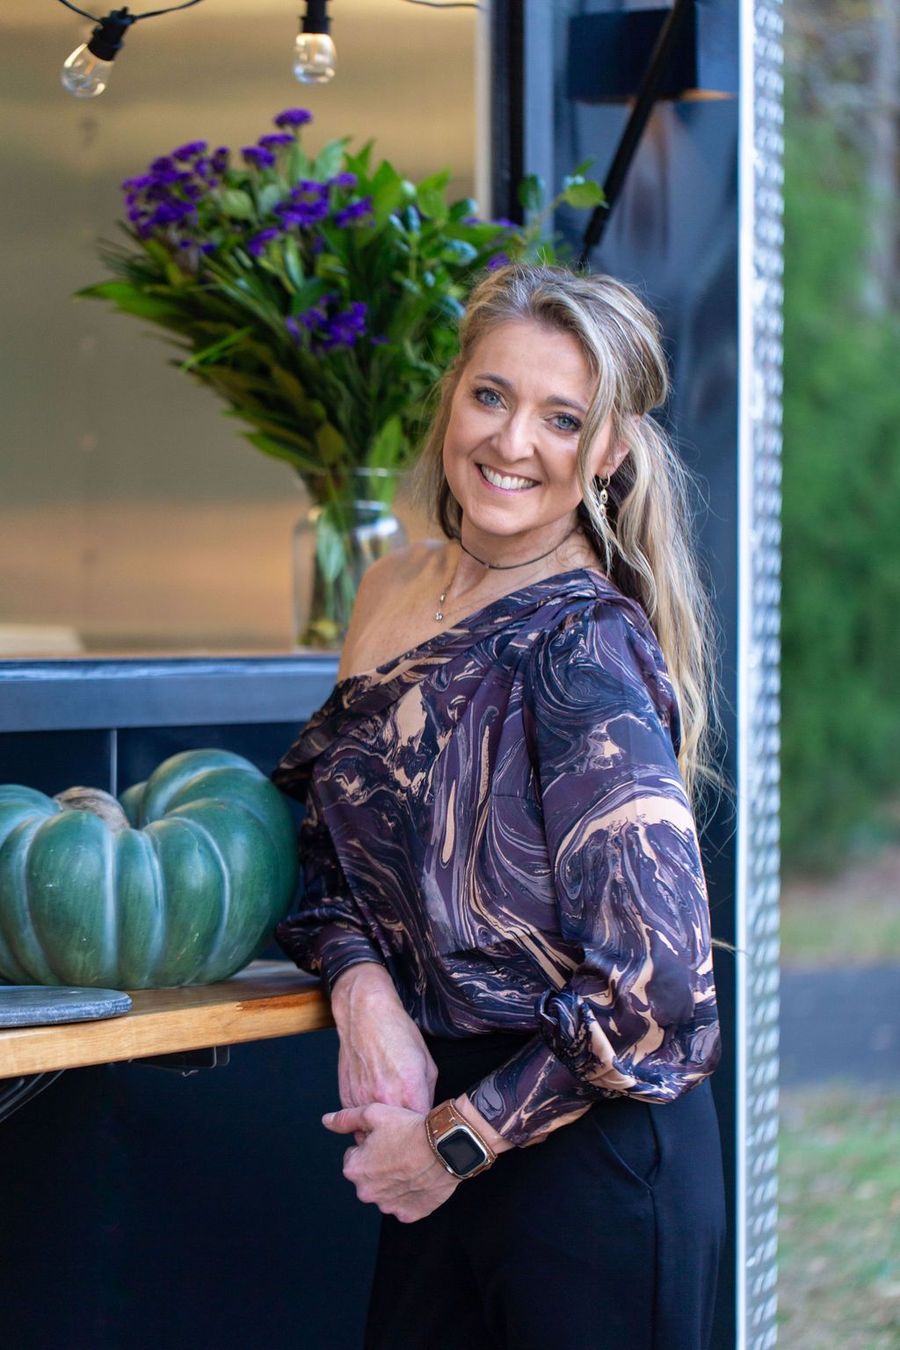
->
[[480, 464, 537, 491]]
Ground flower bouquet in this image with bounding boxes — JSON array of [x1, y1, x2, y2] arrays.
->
[[79, 107, 603, 645]]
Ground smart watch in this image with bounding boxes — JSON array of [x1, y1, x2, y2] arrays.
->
[[425, 1100, 496, 1180]]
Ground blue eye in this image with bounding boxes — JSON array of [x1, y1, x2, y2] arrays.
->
[[474, 386, 502, 407], [553, 413, 581, 433]]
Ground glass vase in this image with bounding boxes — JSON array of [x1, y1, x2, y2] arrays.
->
[[293, 468, 408, 649]]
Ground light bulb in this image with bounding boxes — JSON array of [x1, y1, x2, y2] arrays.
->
[[60, 9, 134, 101], [293, 31, 336, 84], [61, 43, 114, 98]]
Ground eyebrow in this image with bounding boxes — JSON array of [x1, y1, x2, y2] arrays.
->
[[472, 372, 587, 415]]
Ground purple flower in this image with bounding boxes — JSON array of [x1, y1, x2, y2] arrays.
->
[[211, 146, 230, 173], [285, 316, 303, 344], [490, 216, 518, 229], [329, 171, 357, 189], [121, 173, 154, 192], [173, 140, 208, 161], [199, 241, 217, 255], [150, 156, 175, 175], [247, 227, 280, 257], [242, 145, 276, 170], [319, 300, 368, 349], [333, 196, 374, 228], [274, 108, 313, 129], [276, 192, 330, 227], [258, 133, 295, 150], [146, 169, 182, 192], [148, 200, 196, 227], [127, 205, 146, 223], [487, 252, 511, 270]]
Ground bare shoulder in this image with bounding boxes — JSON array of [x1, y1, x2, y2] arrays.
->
[[356, 539, 446, 599], [338, 539, 449, 680]]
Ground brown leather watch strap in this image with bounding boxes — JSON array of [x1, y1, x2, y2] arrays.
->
[[425, 1099, 497, 1178]]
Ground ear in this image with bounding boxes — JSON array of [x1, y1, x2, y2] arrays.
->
[[606, 440, 630, 476]]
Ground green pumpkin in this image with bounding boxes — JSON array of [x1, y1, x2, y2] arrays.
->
[[0, 749, 298, 989]]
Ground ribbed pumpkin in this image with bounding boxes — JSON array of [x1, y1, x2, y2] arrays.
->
[[0, 750, 298, 989]]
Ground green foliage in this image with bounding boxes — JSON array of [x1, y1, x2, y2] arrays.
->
[[781, 102, 900, 870], [77, 112, 605, 511]]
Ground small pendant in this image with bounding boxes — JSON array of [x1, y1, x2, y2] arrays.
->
[[435, 611, 444, 621], [435, 589, 447, 622]]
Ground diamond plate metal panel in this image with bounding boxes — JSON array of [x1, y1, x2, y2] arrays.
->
[[738, 0, 783, 1344]]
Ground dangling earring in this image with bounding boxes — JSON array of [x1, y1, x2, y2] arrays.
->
[[597, 475, 611, 523]]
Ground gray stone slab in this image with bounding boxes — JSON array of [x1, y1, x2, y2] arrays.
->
[[0, 986, 132, 1028]]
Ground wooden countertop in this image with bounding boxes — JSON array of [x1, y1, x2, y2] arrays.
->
[[0, 962, 333, 1078]]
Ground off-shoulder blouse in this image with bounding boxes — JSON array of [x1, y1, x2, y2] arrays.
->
[[271, 567, 721, 1147]]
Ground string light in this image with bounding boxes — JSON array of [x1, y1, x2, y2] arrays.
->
[[56, 0, 205, 99], [293, 0, 335, 84]]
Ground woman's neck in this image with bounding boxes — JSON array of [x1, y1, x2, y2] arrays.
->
[[439, 518, 598, 610]]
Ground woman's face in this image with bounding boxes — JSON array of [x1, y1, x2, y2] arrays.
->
[[442, 318, 626, 552]]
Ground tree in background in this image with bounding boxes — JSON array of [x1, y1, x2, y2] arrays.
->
[[782, 0, 900, 869]]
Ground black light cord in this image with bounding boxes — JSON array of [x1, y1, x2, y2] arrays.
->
[[56, 0, 204, 23], [577, 0, 693, 268], [400, 2, 479, 9]]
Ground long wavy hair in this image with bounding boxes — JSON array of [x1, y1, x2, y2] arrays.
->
[[409, 262, 724, 810]]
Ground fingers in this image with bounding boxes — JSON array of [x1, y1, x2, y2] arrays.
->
[[323, 1105, 370, 1135]]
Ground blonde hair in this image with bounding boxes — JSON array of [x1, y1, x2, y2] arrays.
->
[[409, 262, 724, 809]]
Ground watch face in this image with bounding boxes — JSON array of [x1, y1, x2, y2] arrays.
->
[[436, 1126, 488, 1178]]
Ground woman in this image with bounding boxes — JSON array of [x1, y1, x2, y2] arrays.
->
[[272, 263, 726, 1349]]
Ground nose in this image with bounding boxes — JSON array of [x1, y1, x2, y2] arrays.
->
[[490, 408, 537, 464]]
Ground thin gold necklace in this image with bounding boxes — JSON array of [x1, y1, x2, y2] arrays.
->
[[434, 525, 579, 622]]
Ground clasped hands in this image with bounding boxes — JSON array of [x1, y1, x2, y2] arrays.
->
[[323, 963, 506, 1224]]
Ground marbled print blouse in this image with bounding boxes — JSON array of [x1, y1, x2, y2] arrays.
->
[[272, 568, 721, 1146]]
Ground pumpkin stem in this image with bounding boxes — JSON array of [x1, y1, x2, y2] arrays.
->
[[54, 786, 131, 834]]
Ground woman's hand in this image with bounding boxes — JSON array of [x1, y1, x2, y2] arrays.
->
[[329, 963, 438, 1117], [323, 1103, 458, 1224]]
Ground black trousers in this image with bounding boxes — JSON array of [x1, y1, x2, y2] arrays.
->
[[364, 1032, 726, 1350]]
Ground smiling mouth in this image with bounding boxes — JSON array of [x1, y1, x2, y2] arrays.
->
[[478, 464, 539, 491]]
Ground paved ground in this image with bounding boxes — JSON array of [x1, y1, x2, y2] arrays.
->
[[779, 964, 900, 1087]]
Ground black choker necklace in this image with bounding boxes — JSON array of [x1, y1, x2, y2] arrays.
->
[[435, 526, 579, 622]]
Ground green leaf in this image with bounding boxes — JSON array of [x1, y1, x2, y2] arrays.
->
[[75, 281, 182, 322], [315, 422, 347, 465], [416, 170, 450, 222], [370, 160, 406, 224], [242, 431, 319, 474], [367, 415, 405, 471], [258, 183, 284, 217], [570, 157, 595, 179], [316, 509, 347, 584], [179, 325, 254, 371], [343, 140, 374, 180], [314, 136, 352, 181], [290, 277, 331, 315], [281, 235, 305, 289], [518, 174, 545, 214], [561, 180, 605, 210], [286, 142, 309, 184], [220, 189, 255, 220]]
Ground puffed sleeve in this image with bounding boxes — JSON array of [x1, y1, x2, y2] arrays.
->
[[467, 601, 721, 1146], [274, 776, 386, 992]]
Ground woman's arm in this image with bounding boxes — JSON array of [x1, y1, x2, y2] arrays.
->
[[464, 602, 722, 1147], [329, 962, 437, 1115]]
